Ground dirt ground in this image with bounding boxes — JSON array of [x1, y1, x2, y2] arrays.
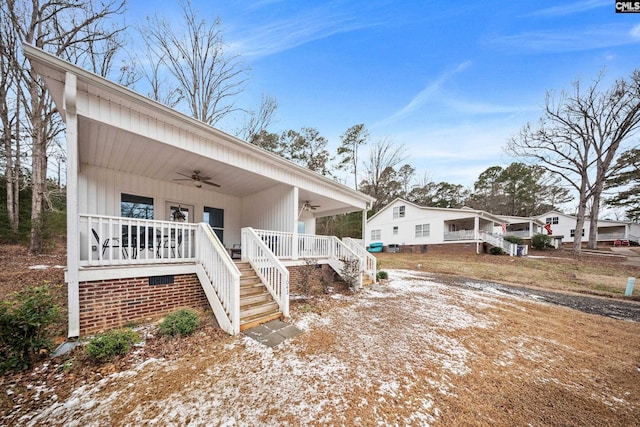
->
[[1, 243, 640, 426]]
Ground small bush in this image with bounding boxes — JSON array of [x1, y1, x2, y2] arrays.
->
[[86, 328, 140, 363], [504, 235, 524, 245], [0, 285, 62, 373], [377, 270, 388, 280], [531, 233, 552, 250], [158, 309, 200, 337], [490, 246, 505, 255]]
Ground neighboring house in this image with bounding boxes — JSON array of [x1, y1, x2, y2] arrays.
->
[[536, 210, 640, 245], [365, 198, 516, 254], [495, 215, 546, 241], [24, 45, 376, 338]]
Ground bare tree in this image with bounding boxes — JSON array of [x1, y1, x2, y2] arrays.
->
[[360, 137, 406, 212], [507, 70, 640, 253], [0, 7, 22, 233], [139, 0, 248, 126], [338, 123, 370, 190], [397, 164, 415, 198], [4, 0, 127, 253], [237, 94, 278, 142]]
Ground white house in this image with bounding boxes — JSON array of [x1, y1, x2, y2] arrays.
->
[[24, 45, 376, 338], [536, 210, 640, 246], [496, 215, 546, 240], [365, 198, 518, 255]]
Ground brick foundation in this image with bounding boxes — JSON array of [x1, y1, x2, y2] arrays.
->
[[78, 273, 209, 336], [399, 242, 479, 255]]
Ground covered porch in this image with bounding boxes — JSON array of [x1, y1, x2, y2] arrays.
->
[[443, 217, 497, 241], [24, 44, 375, 339]]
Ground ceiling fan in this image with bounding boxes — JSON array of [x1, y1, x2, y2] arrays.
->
[[299, 201, 320, 218], [173, 170, 220, 188], [301, 201, 320, 211]]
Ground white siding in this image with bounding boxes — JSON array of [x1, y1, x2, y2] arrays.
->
[[242, 185, 296, 233], [366, 200, 493, 246], [80, 164, 242, 245]]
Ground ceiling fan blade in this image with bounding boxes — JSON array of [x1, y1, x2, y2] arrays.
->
[[176, 172, 193, 178], [202, 180, 221, 188]]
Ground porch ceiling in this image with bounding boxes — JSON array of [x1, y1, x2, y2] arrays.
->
[[78, 118, 356, 216]]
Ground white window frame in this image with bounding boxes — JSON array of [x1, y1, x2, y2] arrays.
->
[[546, 217, 559, 225], [371, 229, 381, 241], [393, 205, 406, 219], [393, 226, 398, 235], [415, 223, 430, 238]]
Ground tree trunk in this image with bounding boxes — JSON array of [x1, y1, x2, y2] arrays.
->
[[588, 190, 603, 250], [28, 79, 46, 254], [573, 179, 589, 255]]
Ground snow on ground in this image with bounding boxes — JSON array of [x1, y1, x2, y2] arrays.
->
[[15, 269, 539, 426]]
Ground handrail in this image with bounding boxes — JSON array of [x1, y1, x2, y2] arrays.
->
[[479, 231, 517, 256], [242, 227, 289, 317], [80, 214, 198, 266], [343, 237, 376, 284], [331, 236, 365, 289], [196, 223, 241, 334]]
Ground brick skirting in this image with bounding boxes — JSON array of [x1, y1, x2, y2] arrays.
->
[[396, 242, 479, 255], [78, 273, 209, 336]]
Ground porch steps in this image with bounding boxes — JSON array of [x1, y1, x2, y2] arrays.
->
[[235, 261, 283, 332]]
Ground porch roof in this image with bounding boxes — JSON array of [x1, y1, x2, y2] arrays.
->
[[23, 44, 374, 216]]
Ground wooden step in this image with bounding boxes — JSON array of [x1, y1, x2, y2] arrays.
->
[[240, 282, 267, 296], [234, 260, 283, 331], [240, 291, 272, 307], [240, 310, 283, 331], [240, 300, 279, 319]]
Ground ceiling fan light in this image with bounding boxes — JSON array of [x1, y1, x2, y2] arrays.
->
[[194, 181, 202, 188]]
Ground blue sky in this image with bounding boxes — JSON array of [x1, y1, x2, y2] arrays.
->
[[126, 0, 640, 190]]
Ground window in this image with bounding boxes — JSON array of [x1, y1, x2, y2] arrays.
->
[[121, 193, 154, 219], [393, 205, 405, 219], [415, 224, 430, 238], [204, 206, 224, 242], [371, 229, 381, 240], [393, 226, 398, 235], [545, 217, 559, 225], [570, 229, 584, 237]]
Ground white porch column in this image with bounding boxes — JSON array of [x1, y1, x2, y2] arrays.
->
[[474, 216, 480, 254], [362, 208, 367, 244], [64, 72, 80, 338], [292, 186, 299, 260]]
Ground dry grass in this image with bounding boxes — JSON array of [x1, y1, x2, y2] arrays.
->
[[3, 244, 640, 425], [375, 249, 640, 299]]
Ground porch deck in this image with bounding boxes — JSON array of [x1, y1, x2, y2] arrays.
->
[[78, 214, 376, 335]]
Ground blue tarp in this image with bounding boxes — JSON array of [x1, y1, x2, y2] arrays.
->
[[368, 242, 383, 253]]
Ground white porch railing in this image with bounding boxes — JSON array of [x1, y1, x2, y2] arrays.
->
[[505, 230, 531, 238], [242, 228, 290, 317], [80, 214, 198, 266], [597, 232, 627, 241], [195, 223, 241, 335], [343, 237, 377, 283], [443, 230, 476, 241], [479, 231, 529, 256], [252, 229, 366, 288]]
